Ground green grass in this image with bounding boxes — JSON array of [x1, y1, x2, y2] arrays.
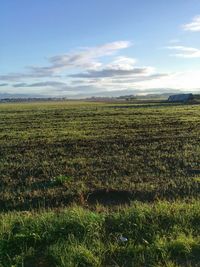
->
[[0, 100, 200, 266], [0, 200, 200, 267], [53, 175, 73, 186]]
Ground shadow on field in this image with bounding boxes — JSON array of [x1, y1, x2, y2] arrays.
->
[[108, 103, 186, 109], [188, 168, 200, 175], [86, 189, 132, 206], [1, 185, 199, 211], [85, 189, 155, 206], [24, 255, 57, 267]]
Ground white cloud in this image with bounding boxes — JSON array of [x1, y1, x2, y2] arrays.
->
[[106, 56, 137, 70], [0, 41, 132, 81], [2, 69, 200, 97], [183, 15, 200, 32], [85, 70, 200, 92], [13, 81, 67, 88], [31, 41, 132, 75], [2, 40, 200, 97], [69, 67, 154, 79], [166, 45, 200, 58], [137, 70, 200, 91], [81, 41, 132, 58], [69, 55, 157, 79]]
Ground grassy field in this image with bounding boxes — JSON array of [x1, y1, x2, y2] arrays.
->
[[0, 100, 200, 266], [1, 201, 200, 267], [0, 101, 200, 210]]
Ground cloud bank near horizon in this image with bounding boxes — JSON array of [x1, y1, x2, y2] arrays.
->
[[1, 33, 200, 97]]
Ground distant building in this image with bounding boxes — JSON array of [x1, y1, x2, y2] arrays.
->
[[168, 93, 193, 103]]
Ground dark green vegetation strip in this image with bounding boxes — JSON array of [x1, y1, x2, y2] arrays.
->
[[0, 101, 200, 210], [0, 201, 200, 267]]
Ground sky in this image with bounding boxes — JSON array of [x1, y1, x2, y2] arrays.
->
[[1, 0, 200, 97]]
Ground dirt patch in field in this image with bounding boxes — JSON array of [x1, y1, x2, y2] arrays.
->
[[24, 255, 57, 267], [86, 189, 132, 206], [188, 168, 200, 175]]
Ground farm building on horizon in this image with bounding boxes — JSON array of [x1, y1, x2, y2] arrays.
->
[[168, 93, 193, 103]]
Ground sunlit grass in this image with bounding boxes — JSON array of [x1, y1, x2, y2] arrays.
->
[[0, 200, 200, 266]]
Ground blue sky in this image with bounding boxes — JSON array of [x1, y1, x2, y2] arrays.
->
[[1, 0, 200, 97]]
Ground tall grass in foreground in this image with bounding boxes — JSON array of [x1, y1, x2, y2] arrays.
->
[[0, 200, 200, 267]]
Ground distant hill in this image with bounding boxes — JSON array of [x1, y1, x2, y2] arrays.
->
[[1, 89, 199, 101], [0, 93, 45, 99]]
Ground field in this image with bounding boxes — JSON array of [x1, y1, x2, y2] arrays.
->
[[0, 100, 200, 266]]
